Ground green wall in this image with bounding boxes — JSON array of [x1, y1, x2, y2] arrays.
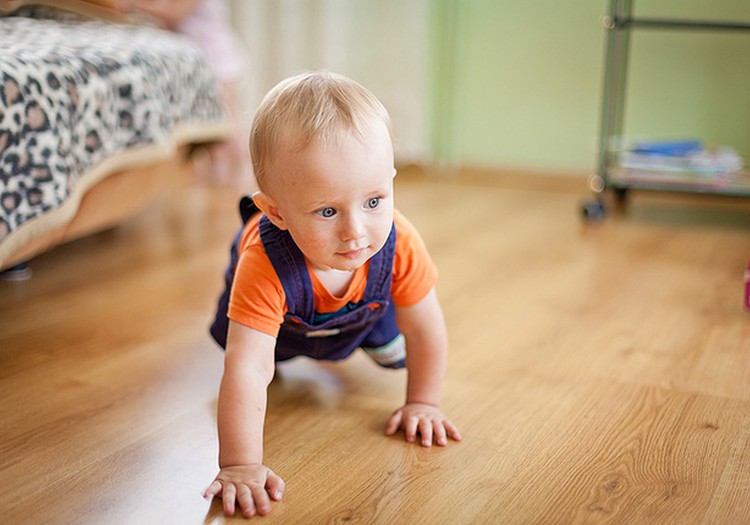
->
[[429, 1, 750, 175]]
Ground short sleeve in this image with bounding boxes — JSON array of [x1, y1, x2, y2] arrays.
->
[[390, 211, 438, 307], [227, 243, 287, 338]]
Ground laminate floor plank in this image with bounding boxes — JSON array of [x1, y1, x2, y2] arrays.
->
[[2, 172, 749, 524]]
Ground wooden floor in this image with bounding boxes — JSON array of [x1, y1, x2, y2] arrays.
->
[[1, 169, 749, 524]]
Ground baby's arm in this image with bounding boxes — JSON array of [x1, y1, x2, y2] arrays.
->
[[204, 321, 284, 518], [386, 288, 462, 446]]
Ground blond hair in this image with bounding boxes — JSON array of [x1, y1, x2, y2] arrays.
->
[[249, 70, 392, 191]]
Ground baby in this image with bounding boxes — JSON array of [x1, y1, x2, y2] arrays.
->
[[205, 70, 461, 518]]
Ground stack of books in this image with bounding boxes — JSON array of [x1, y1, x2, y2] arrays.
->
[[617, 139, 743, 176]]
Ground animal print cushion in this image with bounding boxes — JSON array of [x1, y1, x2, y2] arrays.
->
[[0, 7, 225, 248]]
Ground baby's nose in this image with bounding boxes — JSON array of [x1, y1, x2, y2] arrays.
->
[[341, 213, 366, 241]]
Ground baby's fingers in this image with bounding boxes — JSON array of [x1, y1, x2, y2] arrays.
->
[[385, 410, 403, 436], [249, 484, 272, 516], [444, 419, 462, 442], [419, 419, 433, 447], [266, 472, 285, 501], [222, 484, 238, 516], [404, 416, 419, 443], [433, 421, 448, 446], [236, 485, 258, 518], [203, 480, 223, 499]]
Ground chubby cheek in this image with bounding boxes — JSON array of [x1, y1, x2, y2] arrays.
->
[[370, 219, 389, 243], [290, 223, 335, 255], [372, 210, 394, 246]]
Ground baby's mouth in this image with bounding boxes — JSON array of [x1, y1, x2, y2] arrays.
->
[[338, 247, 367, 259]]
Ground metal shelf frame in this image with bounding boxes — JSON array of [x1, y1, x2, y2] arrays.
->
[[593, 0, 750, 202]]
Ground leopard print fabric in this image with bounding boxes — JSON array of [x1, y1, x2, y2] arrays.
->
[[0, 7, 224, 244]]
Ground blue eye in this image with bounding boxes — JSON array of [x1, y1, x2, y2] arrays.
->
[[318, 207, 336, 218], [366, 197, 380, 209]]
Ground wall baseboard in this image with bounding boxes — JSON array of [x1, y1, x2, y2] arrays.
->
[[396, 163, 591, 194]]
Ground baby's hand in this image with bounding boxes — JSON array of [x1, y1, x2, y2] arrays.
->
[[385, 403, 462, 447], [203, 463, 285, 518]]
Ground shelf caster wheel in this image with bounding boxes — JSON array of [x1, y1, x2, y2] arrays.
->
[[581, 198, 607, 221], [613, 187, 628, 209]]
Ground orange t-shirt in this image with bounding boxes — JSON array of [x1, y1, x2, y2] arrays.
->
[[227, 209, 437, 337]]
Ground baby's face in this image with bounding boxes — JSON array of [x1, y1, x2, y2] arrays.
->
[[265, 119, 395, 273]]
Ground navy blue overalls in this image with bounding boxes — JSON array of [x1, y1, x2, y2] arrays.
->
[[210, 196, 406, 368]]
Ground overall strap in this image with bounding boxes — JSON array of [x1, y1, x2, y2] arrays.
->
[[258, 215, 315, 320], [238, 195, 260, 224], [362, 224, 397, 302]]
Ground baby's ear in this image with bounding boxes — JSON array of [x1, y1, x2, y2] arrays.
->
[[252, 192, 288, 230]]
